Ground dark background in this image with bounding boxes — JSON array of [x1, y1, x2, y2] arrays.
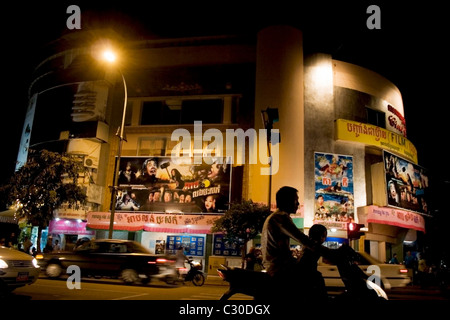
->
[[2, 1, 449, 208]]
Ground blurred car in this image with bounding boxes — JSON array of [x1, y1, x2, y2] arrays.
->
[[36, 239, 177, 284], [0, 246, 40, 293], [318, 251, 410, 289]]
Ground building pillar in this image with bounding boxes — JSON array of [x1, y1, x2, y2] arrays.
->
[[252, 25, 304, 208], [370, 240, 379, 260], [303, 53, 335, 226]]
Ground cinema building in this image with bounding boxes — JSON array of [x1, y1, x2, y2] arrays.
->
[[17, 25, 428, 270]]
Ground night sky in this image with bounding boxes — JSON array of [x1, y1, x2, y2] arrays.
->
[[2, 1, 449, 189]]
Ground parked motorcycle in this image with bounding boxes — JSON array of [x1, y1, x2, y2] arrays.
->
[[178, 258, 206, 286], [217, 245, 388, 301]]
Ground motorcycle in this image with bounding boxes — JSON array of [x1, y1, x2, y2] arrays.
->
[[178, 258, 206, 286], [217, 245, 388, 301], [150, 263, 179, 284]]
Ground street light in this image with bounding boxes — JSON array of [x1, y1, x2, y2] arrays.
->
[[99, 49, 128, 239], [261, 107, 279, 210]]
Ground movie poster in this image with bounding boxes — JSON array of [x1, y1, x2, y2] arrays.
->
[[383, 151, 430, 214], [314, 152, 354, 224], [114, 156, 231, 214]]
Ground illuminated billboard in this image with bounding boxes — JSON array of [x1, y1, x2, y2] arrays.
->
[[314, 152, 355, 225], [114, 156, 231, 214], [383, 151, 430, 214]]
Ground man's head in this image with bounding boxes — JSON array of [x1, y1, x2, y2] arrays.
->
[[276, 186, 299, 213]]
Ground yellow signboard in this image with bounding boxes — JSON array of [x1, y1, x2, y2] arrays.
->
[[335, 119, 418, 164]]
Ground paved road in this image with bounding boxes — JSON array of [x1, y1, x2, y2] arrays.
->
[[6, 274, 449, 301]]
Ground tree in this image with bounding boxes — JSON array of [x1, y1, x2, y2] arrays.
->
[[211, 200, 271, 268], [1, 149, 87, 252]]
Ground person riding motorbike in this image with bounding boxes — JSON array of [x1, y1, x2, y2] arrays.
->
[[297, 223, 330, 300], [260, 186, 332, 301], [175, 246, 188, 279]]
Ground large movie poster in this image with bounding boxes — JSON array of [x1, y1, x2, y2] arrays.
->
[[384, 151, 430, 214], [314, 152, 355, 224], [114, 156, 231, 214]]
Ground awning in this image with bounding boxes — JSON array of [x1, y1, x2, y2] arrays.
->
[[358, 205, 425, 233], [86, 211, 222, 234], [0, 210, 17, 224]]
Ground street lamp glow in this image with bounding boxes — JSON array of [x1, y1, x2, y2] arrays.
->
[[98, 48, 128, 240], [93, 43, 127, 239], [102, 50, 117, 63]]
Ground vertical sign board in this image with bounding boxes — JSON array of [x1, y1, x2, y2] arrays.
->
[[314, 152, 355, 227]]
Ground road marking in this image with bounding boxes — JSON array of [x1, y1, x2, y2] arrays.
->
[[181, 293, 253, 300], [112, 293, 150, 300]]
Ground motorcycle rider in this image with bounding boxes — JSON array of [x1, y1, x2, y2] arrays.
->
[[261, 186, 331, 300], [297, 223, 329, 300], [175, 246, 188, 280]]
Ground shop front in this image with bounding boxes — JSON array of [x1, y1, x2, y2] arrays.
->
[[357, 205, 426, 261], [47, 219, 96, 251], [86, 211, 223, 271]]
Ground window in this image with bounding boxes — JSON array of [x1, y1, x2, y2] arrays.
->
[[141, 101, 180, 125], [138, 137, 167, 156], [140, 99, 224, 125], [180, 99, 223, 124], [366, 107, 386, 128]]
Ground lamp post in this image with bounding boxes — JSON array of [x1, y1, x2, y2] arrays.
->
[[101, 50, 128, 239], [261, 108, 279, 211]]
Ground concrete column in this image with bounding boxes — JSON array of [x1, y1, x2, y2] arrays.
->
[[303, 53, 335, 226], [378, 241, 387, 262], [251, 25, 304, 208], [370, 240, 380, 260]]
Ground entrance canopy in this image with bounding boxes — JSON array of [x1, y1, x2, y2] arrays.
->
[[0, 210, 17, 224]]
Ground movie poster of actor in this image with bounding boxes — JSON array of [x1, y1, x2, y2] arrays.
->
[[115, 156, 231, 214], [383, 151, 430, 214], [314, 152, 354, 223]]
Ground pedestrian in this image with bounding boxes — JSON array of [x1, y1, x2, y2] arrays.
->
[[404, 250, 416, 268], [43, 237, 53, 253], [389, 253, 400, 264], [417, 253, 429, 288], [404, 250, 416, 284], [53, 239, 61, 252], [7, 232, 18, 248], [23, 236, 33, 254]]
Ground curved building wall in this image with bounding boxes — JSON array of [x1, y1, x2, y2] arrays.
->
[[303, 52, 418, 248]]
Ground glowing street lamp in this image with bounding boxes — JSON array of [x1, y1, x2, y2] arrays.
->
[[99, 48, 128, 239], [102, 50, 117, 63]]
